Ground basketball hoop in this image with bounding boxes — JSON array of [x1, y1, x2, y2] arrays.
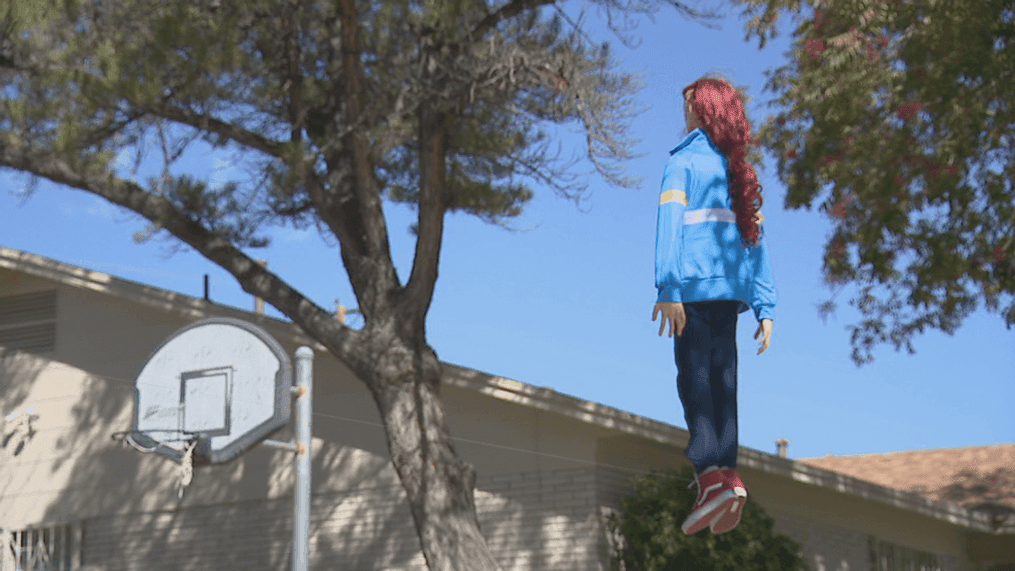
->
[[117, 317, 313, 571], [110, 429, 209, 498]]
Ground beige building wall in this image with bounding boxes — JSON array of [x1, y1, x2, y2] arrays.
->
[[1, 263, 1006, 571], [1, 269, 619, 569]]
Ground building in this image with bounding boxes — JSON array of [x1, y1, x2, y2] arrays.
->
[[1, 246, 1013, 571]]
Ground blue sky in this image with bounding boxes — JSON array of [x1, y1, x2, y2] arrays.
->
[[1, 0, 1011, 463]]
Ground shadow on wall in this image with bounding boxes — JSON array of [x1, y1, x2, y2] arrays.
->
[[911, 466, 1015, 534], [0, 337, 433, 570], [5, 348, 623, 569], [1, 349, 48, 456], [0, 349, 48, 410], [77, 438, 428, 570]]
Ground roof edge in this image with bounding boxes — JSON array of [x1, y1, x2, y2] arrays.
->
[[440, 362, 1003, 533], [0, 246, 326, 349], [1, 247, 1005, 533]]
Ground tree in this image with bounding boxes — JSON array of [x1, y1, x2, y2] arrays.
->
[[0, 0, 733, 568], [603, 464, 810, 571], [723, 0, 1015, 366]]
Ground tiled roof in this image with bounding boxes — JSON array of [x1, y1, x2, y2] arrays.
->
[[797, 443, 1015, 513]]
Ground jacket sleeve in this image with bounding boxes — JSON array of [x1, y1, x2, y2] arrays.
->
[[749, 228, 777, 322], [655, 155, 688, 303]]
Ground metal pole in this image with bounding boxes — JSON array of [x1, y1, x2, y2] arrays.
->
[[293, 346, 314, 571]]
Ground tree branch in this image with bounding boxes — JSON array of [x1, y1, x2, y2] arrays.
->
[[2, 28, 287, 160], [299, 154, 394, 312], [335, 0, 403, 323], [403, 105, 448, 332], [470, 0, 557, 42], [282, 0, 307, 143], [139, 100, 289, 159], [0, 145, 377, 371]]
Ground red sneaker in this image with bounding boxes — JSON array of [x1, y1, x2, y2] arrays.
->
[[709, 467, 749, 534], [681, 466, 738, 535]]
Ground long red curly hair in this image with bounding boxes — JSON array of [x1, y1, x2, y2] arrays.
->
[[683, 77, 764, 248]]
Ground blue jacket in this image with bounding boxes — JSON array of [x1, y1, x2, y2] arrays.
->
[[655, 127, 777, 322]]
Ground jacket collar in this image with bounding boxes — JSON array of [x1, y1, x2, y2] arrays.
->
[[669, 127, 707, 155]]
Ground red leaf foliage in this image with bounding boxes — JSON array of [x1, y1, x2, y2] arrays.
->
[[805, 38, 826, 60], [895, 101, 924, 120], [818, 151, 845, 168], [830, 202, 847, 219]]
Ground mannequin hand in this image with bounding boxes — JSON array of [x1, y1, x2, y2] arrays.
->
[[754, 318, 773, 354], [652, 302, 686, 337]]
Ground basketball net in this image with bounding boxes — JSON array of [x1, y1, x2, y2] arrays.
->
[[111, 430, 199, 499], [178, 439, 197, 499]]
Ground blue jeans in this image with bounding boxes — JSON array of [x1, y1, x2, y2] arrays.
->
[[674, 300, 739, 474]]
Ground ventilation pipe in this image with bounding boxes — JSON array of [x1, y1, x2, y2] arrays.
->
[[776, 438, 790, 459]]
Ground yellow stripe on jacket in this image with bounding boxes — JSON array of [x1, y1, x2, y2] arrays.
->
[[660, 189, 688, 206]]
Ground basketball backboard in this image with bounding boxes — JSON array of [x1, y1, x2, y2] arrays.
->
[[131, 317, 292, 466]]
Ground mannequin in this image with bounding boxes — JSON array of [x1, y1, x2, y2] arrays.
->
[[651, 78, 776, 535], [654, 88, 772, 349], [684, 87, 703, 133]]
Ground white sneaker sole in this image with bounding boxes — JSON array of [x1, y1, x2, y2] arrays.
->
[[681, 489, 737, 534]]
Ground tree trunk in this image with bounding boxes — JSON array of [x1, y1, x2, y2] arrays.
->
[[365, 340, 503, 570]]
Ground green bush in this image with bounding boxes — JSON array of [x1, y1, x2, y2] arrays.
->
[[604, 464, 811, 571]]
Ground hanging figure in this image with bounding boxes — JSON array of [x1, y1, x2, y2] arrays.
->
[[651, 76, 776, 535]]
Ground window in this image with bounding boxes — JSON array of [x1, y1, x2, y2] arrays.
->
[[0, 291, 56, 354], [1, 523, 75, 571], [868, 535, 942, 571]]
